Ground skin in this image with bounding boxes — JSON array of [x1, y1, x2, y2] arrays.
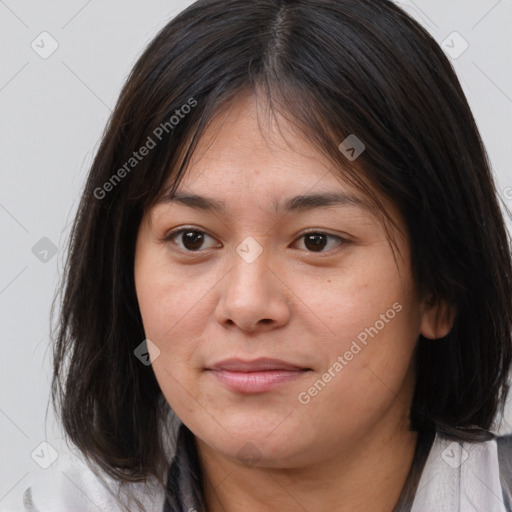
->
[[134, 91, 454, 512]]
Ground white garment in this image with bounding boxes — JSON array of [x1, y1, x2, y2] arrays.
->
[[411, 433, 508, 512], [18, 453, 166, 512], [3, 432, 509, 512]]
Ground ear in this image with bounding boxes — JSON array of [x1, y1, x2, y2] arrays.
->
[[419, 294, 456, 340]]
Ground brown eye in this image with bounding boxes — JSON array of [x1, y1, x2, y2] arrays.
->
[[181, 230, 206, 251], [304, 233, 328, 251], [165, 229, 221, 252], [296, 232, 346, 253]]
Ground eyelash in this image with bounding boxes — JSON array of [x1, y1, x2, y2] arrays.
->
[[162, 227, 348, 254]]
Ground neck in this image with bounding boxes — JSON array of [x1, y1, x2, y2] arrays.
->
[[197, 409, 419, 512]]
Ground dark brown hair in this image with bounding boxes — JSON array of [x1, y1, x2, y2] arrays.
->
[[51, 0, 512, 505]]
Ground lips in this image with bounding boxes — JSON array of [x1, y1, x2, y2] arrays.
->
[[207, 357, 311, 372], [206, 358, 312, 393]]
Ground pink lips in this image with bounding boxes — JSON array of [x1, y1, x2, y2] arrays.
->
[[207, 358, 311, 393]]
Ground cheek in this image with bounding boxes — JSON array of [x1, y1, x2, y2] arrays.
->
[[292, 244, 417, 349], [294, 304, 419, 447], [134, 262, 208, 417], [291, 249, 420, 408], [134, 243, 214, 343], [134, 248, 208, 397]]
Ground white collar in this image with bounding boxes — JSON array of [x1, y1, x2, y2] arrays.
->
[[411, 432, 507, 512]]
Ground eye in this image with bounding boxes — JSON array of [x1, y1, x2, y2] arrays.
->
[[164, 228, 221, 252], [294, 232, 347, 253], [163, 228, 348, 254]]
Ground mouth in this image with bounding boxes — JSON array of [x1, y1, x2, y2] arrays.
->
[[205, 358, 313, 394]]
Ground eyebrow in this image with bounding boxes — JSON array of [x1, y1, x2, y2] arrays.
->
[[158, 190, 376, 216]]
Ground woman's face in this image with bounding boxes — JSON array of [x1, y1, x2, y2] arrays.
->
[[134, 93, 446, 468]]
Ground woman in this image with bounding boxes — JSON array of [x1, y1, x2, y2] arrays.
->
[[22, 0, 512, 511]]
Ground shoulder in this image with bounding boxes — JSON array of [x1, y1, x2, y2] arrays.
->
[[19, 453, 166, 512], [411, 430, 512, 512], [496, 433, 512, 511]]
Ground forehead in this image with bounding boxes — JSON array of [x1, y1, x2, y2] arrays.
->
[[157, 93, 376, 214]]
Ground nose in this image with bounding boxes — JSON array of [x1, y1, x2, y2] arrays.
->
[[214, 246, 292, 333]]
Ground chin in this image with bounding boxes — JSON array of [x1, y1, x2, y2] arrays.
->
[[197, 425, 308, 467]]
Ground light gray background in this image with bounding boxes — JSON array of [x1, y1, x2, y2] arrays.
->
[[1, 0, 511, 509]]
